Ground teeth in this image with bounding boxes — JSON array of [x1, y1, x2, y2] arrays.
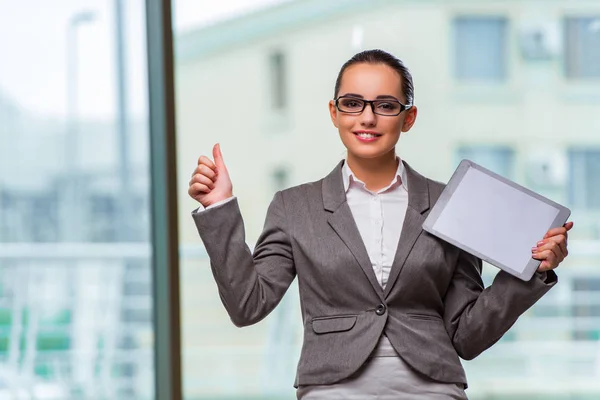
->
[[357, 133, 377, 138]]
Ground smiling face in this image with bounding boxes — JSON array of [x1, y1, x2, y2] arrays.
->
[[329, 62, 417, 163]]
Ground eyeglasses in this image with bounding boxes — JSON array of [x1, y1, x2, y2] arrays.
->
[[334, 95, 412, 116]]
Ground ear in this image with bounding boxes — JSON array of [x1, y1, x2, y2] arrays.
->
[[328, 100, 339, 128], [401, 106, 418, 132]]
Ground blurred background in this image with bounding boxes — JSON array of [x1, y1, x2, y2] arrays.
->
[[0, 0, 154, 398], [1, 0, 599, 399]]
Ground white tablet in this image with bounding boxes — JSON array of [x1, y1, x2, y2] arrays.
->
[[422, 159, 571, 281]]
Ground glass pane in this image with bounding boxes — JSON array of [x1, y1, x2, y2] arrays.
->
[[174, 1, 600, 399], [0, 1, 154, 398], [568, 148, 600, 210], [454, 16, 508, 81], [269, 50, 287, 110], [565, 17, 600, 79], [456, 145, 515, 179]]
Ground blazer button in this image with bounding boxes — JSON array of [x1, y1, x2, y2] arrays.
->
[[375, 304, 386, 316]]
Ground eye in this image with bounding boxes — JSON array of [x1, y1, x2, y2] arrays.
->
[[340, 98, 363, 109], [376, 102, 400, 111]]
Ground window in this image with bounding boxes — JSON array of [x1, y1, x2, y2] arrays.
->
[[564, 17, 600, 79], [0, 1, 167, 397], [454, 16, 508, 82], [456, 145, 515, 179], [572, 277, 600, 341], [269, 50, 287, 109], [568, 149, 600, 209], [272, 166, 289, 191], [89, 194, 118, 242]]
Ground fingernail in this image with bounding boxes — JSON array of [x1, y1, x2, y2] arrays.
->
[[537, 241, 545, 246], [531, 247, 537, 252]]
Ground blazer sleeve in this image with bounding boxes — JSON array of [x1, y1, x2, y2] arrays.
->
[[192, 191, 296, 327], [443, 250, 557, 360]]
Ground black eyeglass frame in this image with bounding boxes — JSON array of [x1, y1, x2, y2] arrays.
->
[[334, 95, 412, 116]]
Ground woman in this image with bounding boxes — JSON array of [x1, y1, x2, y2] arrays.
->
[[188, 49, 572, 399]]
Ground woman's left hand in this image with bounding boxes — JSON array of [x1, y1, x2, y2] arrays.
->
[[533, 221, 574, 272]]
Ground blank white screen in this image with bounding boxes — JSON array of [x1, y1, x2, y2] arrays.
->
[[433, 168, 559, 272]]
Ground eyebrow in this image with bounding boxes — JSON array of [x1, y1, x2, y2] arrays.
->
[[341, 93, 401, 102]]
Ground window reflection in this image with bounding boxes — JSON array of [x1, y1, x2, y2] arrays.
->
[[175, 1, 600, 399], [0, 1, 154, 398]]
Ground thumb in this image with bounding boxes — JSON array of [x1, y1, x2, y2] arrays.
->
[[212, 143, 227, 170]]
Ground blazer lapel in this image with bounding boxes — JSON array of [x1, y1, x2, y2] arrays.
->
[[323, 161, 384, 299], [384, 161, 431, 298]]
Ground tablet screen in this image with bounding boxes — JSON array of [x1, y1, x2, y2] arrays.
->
[[432, 167, 560, 273]]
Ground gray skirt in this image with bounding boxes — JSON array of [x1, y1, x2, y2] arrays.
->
[[296, 335, 467, 399]]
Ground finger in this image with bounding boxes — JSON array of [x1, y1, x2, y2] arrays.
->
[[543, 221, 574, 239], [563, 221, 573, 241], [193, 164, 217, 181], [190, 164, 217, 184], [534, 237, 567, 260], [544, 226, 567, 239], [547, 242, 563, 262], [542, 228, 569, 257], [537, 260, 553, 272], [533, 243, 563, 262], [192, 156, 216, 178], [198, 155, 217, 172], [533, 249, 558, 271], [548, 235, 568, 258], [189, 174, 215, 190], [213, 143, 228, 172], [192, 156, 217, 177], [188, 182, 211, 196]]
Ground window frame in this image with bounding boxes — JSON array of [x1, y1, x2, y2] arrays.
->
[[146, 0, 182, 399]]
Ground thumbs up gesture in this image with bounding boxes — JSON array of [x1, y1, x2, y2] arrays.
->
[[188, 143, 233, 208]]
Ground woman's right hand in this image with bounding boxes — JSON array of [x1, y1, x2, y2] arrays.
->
[[188, 143, 233, 208]]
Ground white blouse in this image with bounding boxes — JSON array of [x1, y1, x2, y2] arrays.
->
[[341, 158, 409, 289]]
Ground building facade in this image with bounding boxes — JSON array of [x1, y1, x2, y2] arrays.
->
[[176, 0, 600, 398]]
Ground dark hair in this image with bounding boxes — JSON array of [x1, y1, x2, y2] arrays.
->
[[333, 49, 414, 105]]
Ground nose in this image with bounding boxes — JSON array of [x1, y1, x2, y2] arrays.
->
[[359, 102, 377, 127]]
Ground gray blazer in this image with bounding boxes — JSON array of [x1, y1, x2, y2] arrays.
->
[[192, 160, 556, 388]]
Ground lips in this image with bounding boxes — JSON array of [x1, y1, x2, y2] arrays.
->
[[353, 131, 382, 142]]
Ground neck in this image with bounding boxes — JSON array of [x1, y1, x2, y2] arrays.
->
[[346, 151, 399, 192]]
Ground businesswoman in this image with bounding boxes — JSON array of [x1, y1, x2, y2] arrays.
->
[[188, 49, 572, 399]]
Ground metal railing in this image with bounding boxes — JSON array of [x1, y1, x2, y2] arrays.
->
[[0, 243, 154, 400]]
